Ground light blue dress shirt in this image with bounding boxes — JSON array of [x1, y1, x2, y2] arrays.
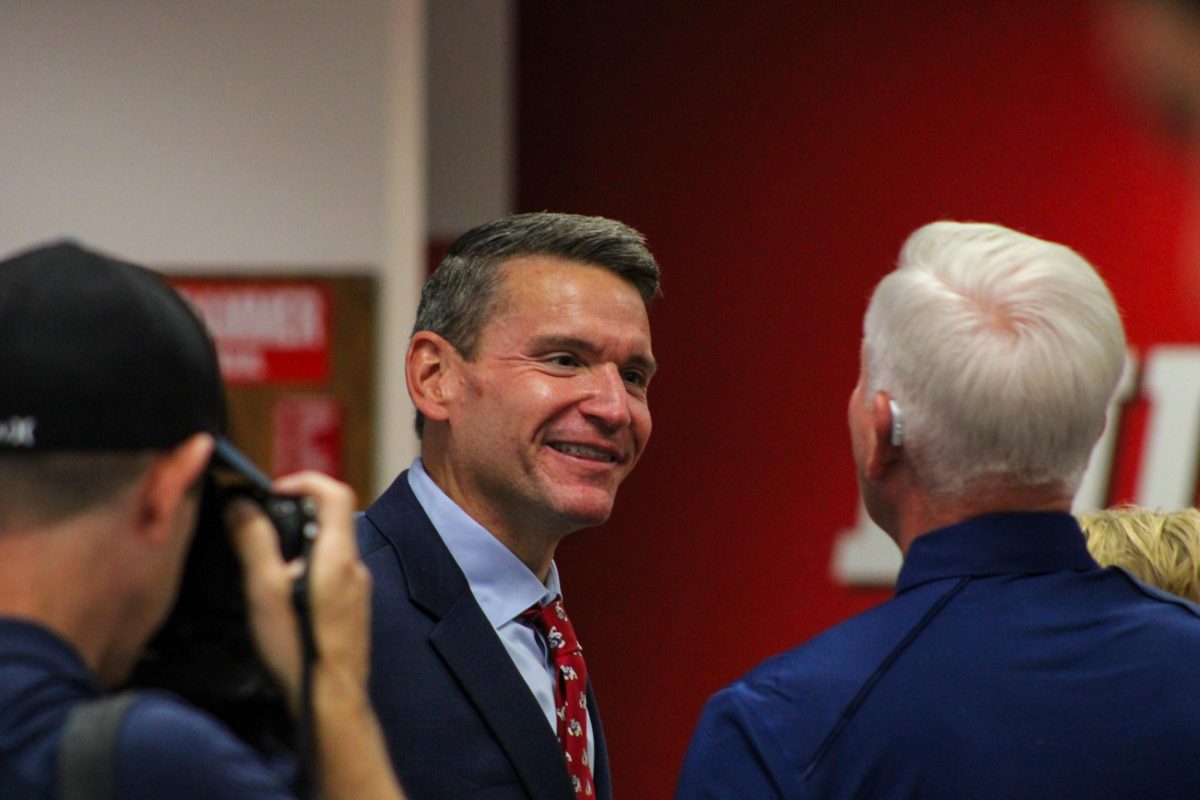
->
[[407, 458, 595, 767]]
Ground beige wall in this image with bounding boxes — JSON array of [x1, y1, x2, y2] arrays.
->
[[0, 0, 428, 493]]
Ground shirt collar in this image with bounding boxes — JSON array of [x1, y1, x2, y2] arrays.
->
[[896, 511, 1099, 594], [0, 616, 99, 690], [408, 458, 559, 628]]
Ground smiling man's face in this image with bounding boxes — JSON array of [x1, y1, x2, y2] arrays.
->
[[439, 254, 655, 544]]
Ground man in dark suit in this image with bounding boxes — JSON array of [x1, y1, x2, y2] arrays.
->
[[358, 212, 661, 799]]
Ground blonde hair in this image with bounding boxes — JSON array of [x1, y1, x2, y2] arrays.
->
[[1077, 506, 1200, 603]]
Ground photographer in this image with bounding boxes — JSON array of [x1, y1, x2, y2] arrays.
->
[[0, 242, 405, 800]]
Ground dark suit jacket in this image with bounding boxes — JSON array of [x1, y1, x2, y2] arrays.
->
[[357, 471, 613, 800]]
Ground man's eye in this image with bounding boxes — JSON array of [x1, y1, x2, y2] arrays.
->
[[622, 369, 648, 388], [549, 354, 580, 368]]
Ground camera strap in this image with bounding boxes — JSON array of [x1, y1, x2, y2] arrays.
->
[[55, 691, 139, 800], [291, 570, 319, 800]]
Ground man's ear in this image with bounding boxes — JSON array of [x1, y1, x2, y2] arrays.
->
[[135, 433, 214, 545], [407, 331, 462, 426], [865, 391, 903, 480]]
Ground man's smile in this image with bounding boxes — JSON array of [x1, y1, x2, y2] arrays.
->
[[548, 441, 620, 463]]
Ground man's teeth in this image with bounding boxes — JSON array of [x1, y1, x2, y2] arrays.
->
[[550, 443, 615, 461]]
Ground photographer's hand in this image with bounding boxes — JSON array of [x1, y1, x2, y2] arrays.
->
[[227, 472, 406, 800]]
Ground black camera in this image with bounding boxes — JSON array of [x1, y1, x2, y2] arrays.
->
[[129, 439, 318, 761]]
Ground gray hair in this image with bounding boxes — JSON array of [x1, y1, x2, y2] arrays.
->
[[862, 221, 1126, 499], [412, 212, 661, 436]]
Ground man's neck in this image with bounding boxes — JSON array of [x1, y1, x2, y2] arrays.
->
[[417, 456, 564, 582], [893, 482, 1073, 555], [488, 525, 558, 583], [0, 520, 133, 686]]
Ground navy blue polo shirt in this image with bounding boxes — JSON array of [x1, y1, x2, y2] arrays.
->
[[0, 618, 293, 799], [676, 512, 1200, 799]]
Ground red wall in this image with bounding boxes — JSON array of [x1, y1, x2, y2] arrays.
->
[[516, 3, 1191, 796]]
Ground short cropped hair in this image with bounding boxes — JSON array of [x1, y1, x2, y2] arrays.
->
[[412, 211, 661, 436], [0, 451, 157, 528], [1078, 506, 1200, 603], [862, 221, 1126, 499]]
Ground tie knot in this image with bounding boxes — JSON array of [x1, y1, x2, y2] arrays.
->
[[523, 599, 583, 657]]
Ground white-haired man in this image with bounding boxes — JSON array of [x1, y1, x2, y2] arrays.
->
[[675, 221, 1200, 799]]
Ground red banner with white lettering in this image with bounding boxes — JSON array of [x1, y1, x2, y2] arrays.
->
[[172, 281, 331, 386], [271, 395, 344, 478]]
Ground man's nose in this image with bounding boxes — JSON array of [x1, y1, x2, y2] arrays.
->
[[579, 364, 632, 428]]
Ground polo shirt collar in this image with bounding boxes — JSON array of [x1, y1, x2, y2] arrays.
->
[[896, 511, 1099, 594]]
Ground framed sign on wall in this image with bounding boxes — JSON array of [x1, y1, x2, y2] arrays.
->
[[170, 274, 377, 502]]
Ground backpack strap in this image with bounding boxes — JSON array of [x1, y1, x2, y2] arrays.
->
[[56, 692, 139, 800]]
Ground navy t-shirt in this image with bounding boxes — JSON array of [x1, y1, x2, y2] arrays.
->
[[0, 617, 294, 799]]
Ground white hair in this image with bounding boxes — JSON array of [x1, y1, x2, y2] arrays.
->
[[863, 221, 1126, 499]]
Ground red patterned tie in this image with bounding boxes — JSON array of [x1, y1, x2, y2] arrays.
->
[[524, 599, 593, 799]]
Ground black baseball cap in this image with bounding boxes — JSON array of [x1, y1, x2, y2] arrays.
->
[[0, 240, 268, 484]]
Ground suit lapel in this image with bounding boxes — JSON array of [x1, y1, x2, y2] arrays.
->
[[370, 475, 576, 800], [431, 596, 576, 800], [586, 681, 613, 800]]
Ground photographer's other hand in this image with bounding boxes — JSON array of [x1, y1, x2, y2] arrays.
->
[[227, 472, 406, 800]]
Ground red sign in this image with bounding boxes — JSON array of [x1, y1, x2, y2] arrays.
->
[[271, 395, 344, 478], [172, 281, 331, 385]]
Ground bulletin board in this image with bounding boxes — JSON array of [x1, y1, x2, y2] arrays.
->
[[169, 275, 377, 502]]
